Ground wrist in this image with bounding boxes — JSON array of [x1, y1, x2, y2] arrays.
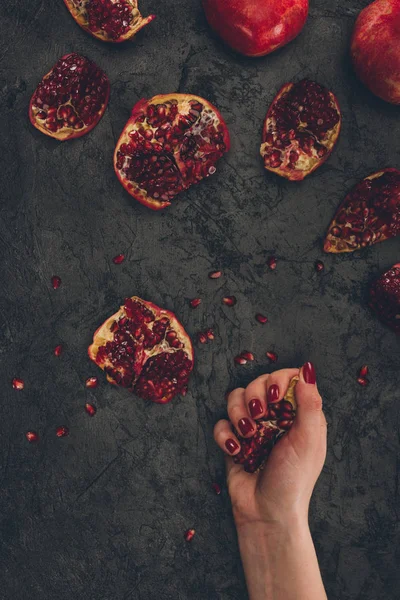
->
[[235, 511, 310, 541]]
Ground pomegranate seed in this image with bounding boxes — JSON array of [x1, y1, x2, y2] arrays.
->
[[241, 351, 254, 361], [359, 365, 369, 378], [315, 260, 325, 272], [51, 275, 61, 289], [222, 296, 236, 306], [25, 431, 39, 443], [209, 270, 222, 279], [184, 529, 196, 542], [54, 345, 63, 357], [85, 376, 99, 388], [234, 355, 247, 365], [190, 298, 202, 308], [85, 403, 97, 416], [56, 426, 69, 438], [256, 313, 268, 324], [12, 378, 24, 390], [357, 377, 369, 387], [206, 328, 215, 340], [198, 332, 207, 344], [112, 254, 125, 265], [267, 256, 277, 270], [266, 351, 278, 363], [212, 482, 221, 495]]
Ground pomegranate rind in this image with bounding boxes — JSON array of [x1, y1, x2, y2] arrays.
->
[[324, 168, 400, 254], [260, 81, 341, 181], [369, 263, 400, 335], [63, 0, 155, 43], [234, 376, 298, 473], [113, 93, 231, 210], [88, 296, 194, 403], [29, 53, 110, 141]]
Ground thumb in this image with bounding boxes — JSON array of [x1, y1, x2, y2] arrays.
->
[[292, 362, 324, 437]]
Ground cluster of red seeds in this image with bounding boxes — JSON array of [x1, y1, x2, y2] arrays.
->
[[85, 0, 134, 40]]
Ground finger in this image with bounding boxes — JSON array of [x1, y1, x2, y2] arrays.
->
[[265, 368, 300, 409], [227, 388, 256, 438], [214, 419, 241, 456], [292, 362, 326, 437], [244, 374, 269, 419]]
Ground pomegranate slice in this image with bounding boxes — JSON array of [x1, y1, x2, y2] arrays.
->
[[324, 169, 400, 253], [260, 79, 341, 181], [234, 376, 297, 473], [114, 94, 230, 210], [29, 53, 110, 141], [369, 263, 400, 335], [64, 0, 155, 43], [88, 296, 194, 403]]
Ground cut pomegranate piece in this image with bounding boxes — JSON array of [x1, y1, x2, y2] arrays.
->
[[209, 270, 222, 279], [25, 431, 39, 443], [189, 298, 202, 308], [29, 53, 110, 141], [184, 529, 196, 542], [114, 94, 230, 210], [85, 403, 97, 416], [315, 260, 325, 272], [56, 426, 70, 438], [54, 345, 63, 357], [112, 254, 125, 265], [51, 275, 62, 289], [212, 482, 221, 495], [12, 378, 25, 390], [222, 296, 236, 306], [324, 169, 400, 253], [234, 377, 297, 473], [198, 332, 207, 344], [267, 256, 277, 270], [256, 313, 268, 324], [260, 79, 341, 181], [85, 376, 99, 388], [369, 263, 400, 335], [359, 365, 369, 378], [266, 351, 278, 363], [64, 0, 155, 43], [88, 296, 194, 403], [357, 377, 369, 387]]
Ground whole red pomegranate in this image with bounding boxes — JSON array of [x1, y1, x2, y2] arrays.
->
[[324, 169, 400, 253], [202, 0, 308, 57], [114, 94, 230, 210], [351, 0, 400, 104], [89, 297, 194, 403], [369, 264, 400, 334], [64, 0, 155, 43], [260, 79, 341, 181], [29, 53, 110, 141], [234, 377, 298, 473]]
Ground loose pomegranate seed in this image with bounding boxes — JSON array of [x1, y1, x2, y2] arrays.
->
[[359, 365, 369, 378], [206, 328, 215, 340], [112, 254, 125, 265], [256, 313, 268, 324], [212, 482, 221, 495], [12, 378, 24, 390], [222, 296, 236, 306], [266, 351, 278, 363], [209, 270, 222, 279], [234, 355, 247, 365], [315, 260, 325, 272], [241, 351, 255, 362], [56, 426, 69, 438], [85, 376, 99, 388], [85, 403, 97, 417], [54, 345, 63, 357], [198, 332, 207, 344], [25, 431, 39, 443], [190, 298, 202, 308], [267, 256, 277, 270], [184, 529, 196, 542], [357, 377, 369, 387], [51, 275, 61, 289]]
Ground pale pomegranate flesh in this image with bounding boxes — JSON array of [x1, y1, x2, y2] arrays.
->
[[29, 53, 110, 141], [260, 79, 341, 181], [324, 169, 400, 253], [88, 297, 194, 403], [114, 94, 230, 210], [64, 0, 155, 43], [369, 264, 400, 335], [234, 377, 298, 473]]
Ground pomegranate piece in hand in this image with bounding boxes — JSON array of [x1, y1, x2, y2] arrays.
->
[[114, 94, 230, 210], [202, 0, 308, 57], [324, 169, 400, 253], [351, 0, 400, 105], [260, 79, 341, 181], [369, 263, 400, 335], [29, 53, 110, 141], [88, 296, 194, 403], [234, 377, 298, 473], [64, 0, 155, 43]]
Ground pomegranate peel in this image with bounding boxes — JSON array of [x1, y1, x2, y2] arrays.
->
[[88, 296, 194, 403], [369, 263, 400, 335], [234, 376, 298, 473]]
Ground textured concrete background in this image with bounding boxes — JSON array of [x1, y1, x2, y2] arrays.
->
[[1, 1, 399, 599]]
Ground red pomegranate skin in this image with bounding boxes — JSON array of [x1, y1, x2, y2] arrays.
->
[[202, 0, 309, 57], [351, 0, 400, 104]]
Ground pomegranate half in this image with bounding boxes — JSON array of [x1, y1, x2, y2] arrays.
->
[[29, 53, 110, 141], [351, 0, 400, 105], [202, 0, 309, 57], [369, 263, 400, 335], [63, 0, 155, 43], [324, 169, 400, 253], [260, 79, 341, 181], [88, 296, 194, 403], [114, 94, 230, 210], [234, 376, 298, 473]]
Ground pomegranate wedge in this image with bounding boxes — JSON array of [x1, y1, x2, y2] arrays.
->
[[114, 93, 230, 210], [369, 263, 400, 335]]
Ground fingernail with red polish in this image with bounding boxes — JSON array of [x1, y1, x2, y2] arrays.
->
[[267, 384, 280, 403], [225, 438, 239, 454], [238, 418, 254, 436], [249, 398, 263, 419], [303, 362, 316, 384]]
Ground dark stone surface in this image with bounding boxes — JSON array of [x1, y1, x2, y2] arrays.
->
[[1, 1, 399, 598]]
